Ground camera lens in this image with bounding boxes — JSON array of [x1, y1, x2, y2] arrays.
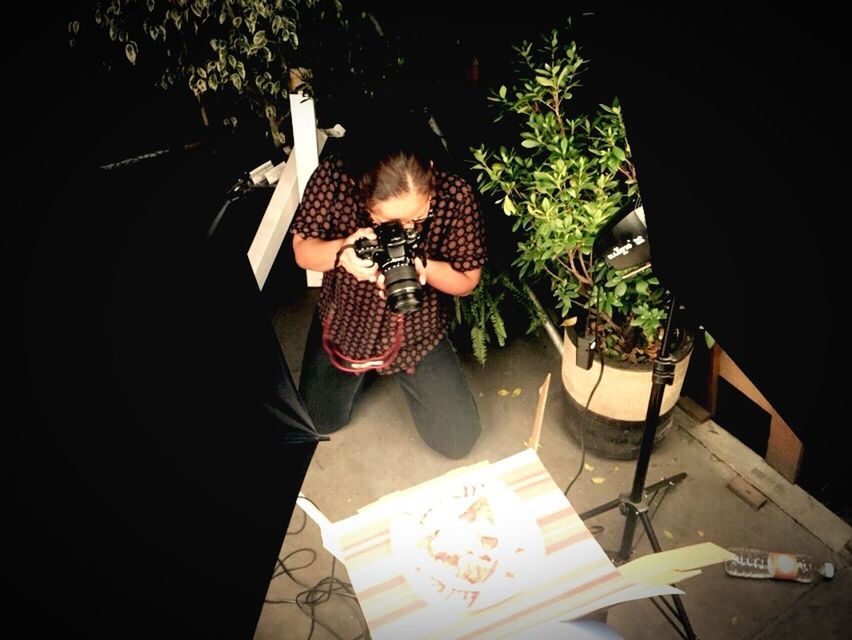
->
[[383, 263, 423, 314]]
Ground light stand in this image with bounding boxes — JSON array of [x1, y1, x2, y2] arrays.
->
[[577, 204, 698, 639], [579, 293, 697, 639]]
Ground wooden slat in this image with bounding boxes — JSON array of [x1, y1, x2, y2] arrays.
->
[[718, 351, 803, 483], [766, 414, 804, 484], [687, 420, 851, 553], [526, 373, 551, 451], [247, 117, 327, 290], [247, 148, 301, 289], [289, 90, 323, 287], [726, 475, 767, 510], [705, 343, 722, 414]]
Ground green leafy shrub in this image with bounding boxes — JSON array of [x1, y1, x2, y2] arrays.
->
[[471, 28, 668, 363]]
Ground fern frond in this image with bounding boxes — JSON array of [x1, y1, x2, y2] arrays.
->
[[471, 326, 487, 366], [488, 300, 507, 346]]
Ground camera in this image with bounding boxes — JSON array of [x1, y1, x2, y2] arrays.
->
[[354, 222, 424, 314]]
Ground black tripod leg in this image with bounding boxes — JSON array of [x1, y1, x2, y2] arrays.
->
[[579, 495, 624, 520], [638, 510, 698, 640], [580, 468, 687, 522], [617, 505, 640, 561], [644, 472, 688, 496], [649, 597, 691, 640]]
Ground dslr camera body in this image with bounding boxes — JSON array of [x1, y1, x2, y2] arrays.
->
[[354, 222, 424, 314]]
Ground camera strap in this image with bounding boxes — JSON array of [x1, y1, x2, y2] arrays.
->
[[322, 312, 405, 374], [333, 243, 357, 268]]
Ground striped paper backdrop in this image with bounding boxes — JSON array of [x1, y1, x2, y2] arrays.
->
[[327, 449, 675, 639]]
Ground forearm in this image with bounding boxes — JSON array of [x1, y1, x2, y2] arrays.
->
[[292, 235, 346, 272], [424, 260, 481, 296]]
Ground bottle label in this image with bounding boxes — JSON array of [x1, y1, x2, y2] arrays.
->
[[768, 552, 798, 580]]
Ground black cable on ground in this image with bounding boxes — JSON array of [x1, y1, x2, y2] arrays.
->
[[263, 502, 370, 640]]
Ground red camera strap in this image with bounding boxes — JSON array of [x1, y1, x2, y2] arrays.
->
[[321, 311, 405, 373]]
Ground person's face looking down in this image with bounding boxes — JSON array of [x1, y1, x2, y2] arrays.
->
[[368, 189, 432, 231]]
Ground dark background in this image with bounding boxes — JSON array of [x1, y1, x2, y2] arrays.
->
[[3, 6, 317, 637], [4, 2, 847, 636]]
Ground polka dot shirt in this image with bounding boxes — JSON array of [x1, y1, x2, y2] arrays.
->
[[290, 155, 487, 375]]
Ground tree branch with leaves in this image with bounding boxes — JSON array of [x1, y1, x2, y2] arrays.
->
[[69, 1, 399, 147]]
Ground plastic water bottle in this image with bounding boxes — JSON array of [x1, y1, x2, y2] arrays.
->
[[724, 547, 835, 583]]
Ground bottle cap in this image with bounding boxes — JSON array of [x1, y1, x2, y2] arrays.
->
[[822, 563, 835, 579]]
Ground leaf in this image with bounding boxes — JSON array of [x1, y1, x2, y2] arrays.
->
[[614, 281, 627, 297], [591, 477, 606, 484], [502, 197, 516, 215], [584, 463, 595, 471], [471, 326, 486, 365], [453, 296, 463, 325], [512, 387, 522, 397], [497, 388, 510, 397], [520, 139, 540, 148], [489, 306, 507, 345]]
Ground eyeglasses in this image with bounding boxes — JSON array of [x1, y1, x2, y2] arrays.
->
[[410, 210, 432, 235], [364, 194, 434, 232]]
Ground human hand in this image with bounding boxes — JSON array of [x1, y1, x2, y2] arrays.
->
[[337, 228, 379, 283], [415, 256, 428, 287]]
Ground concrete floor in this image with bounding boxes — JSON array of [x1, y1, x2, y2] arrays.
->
[[254, 283, 852, 640]]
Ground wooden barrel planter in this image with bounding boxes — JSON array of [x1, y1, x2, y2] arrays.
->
[[561, 328, 694, 460]]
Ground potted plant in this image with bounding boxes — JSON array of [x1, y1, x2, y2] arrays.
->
[[470, 27, 693, 458]]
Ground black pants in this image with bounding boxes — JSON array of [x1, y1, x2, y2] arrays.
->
[[298, 313, 481, 459]]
